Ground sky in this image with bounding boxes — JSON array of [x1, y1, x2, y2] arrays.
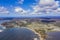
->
[[0, 0, 60, 17]]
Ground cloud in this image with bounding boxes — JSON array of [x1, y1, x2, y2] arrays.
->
[[39, 0, 55, 5], [14, 7, 31, 15], [18, 0, 24, 4], [0, 6, 9, 14], [31, 0, 60, 14], [54, 8, 60, 13]]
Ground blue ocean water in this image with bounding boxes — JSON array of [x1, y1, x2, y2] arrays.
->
[[0, 20, 10, 24], [0, 28, 40, 40]]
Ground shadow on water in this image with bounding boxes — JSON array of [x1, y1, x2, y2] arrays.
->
[[46, 32, 60, 40]]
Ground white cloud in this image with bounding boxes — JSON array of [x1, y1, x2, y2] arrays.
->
[[57, 8, 60, 11], [54, 8, 60, 13], [0, 6, 9, 14], [40, 0, 55, 5], [18, 0, 24, 4], [31, 0, 60, 14], [14, 7, 31, 14]]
